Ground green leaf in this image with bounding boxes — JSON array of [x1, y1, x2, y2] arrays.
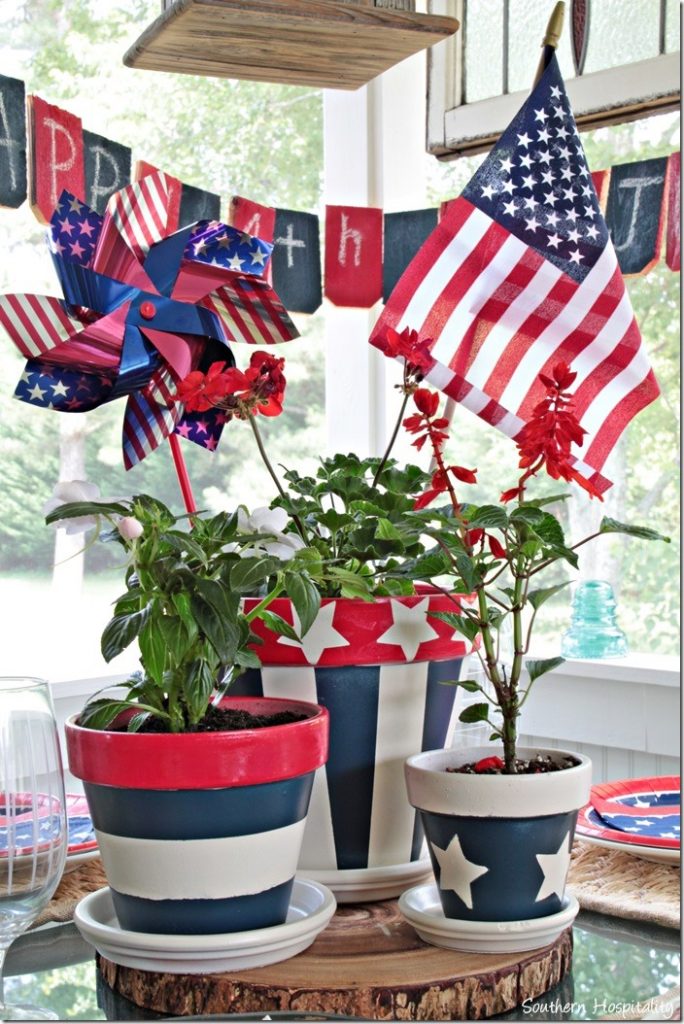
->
[[160, 531, 208, 564], [459, 702, 490, 724], [510, 506, 546, 526], [139, 619, 167, 685], [429, 611, 479, 643], [455, 553, 479, 592], [326, 567, 373, 600], [599, 517, 670, 542], [456, 680, 482, 692], [78, 698, 159, 731], [316, 509, 353, 531], [127, 711, 151, 733], [157, 615, 189, 666], [375, 518, 402, 541], [45, 499, 130, 526], [235, 648, 262, 669], [526, 656, 564, 683], [285, 572, 322, 635], [230, 557, 279, 594], [194, 577, 231, 618], [184, 660, 215, 723], [190, 595, 236, 661], [532, 513, 566, 547], [467, 505, 509, 530], [172, 592, 198, 642], [528, 582, 571, 610], [522, 494, 570, 508], [101, 607, 149, 663], [258, 610, 301, 643]]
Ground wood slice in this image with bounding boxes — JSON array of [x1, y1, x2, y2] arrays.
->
[[97, 899, 573, 1020]]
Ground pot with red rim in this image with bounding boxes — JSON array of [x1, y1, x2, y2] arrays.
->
[[237, 591, 472, 900], [66, 696, 329, 935]]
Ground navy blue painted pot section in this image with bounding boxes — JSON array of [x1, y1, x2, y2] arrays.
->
[[405, 746, 592, 923]]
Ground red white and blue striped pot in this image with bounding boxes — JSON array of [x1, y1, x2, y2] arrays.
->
[[238, 592, 470, 900], [66, 696, 329, 935], [405, 746, 592, 923]]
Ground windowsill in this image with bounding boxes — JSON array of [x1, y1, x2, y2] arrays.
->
[[540, 654, 680, 688]]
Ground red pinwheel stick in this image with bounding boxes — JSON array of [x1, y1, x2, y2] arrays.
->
[[168, 434, 198, 515]]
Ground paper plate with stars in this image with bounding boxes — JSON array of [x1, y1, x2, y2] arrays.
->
[[576, 776, 680, 865]]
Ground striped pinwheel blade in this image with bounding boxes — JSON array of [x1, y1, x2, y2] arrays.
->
[[0, 294, 85, 360], [203, 277, 299, 346]]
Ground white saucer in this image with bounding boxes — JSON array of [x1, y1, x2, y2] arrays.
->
[[299, 859, 433, 902], [577, 833, 680, 866], [74, 879, 336, 973], [398, 883, 580, 953]]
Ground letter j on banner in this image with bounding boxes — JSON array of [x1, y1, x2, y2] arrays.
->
[[324, 205, 383, 308]]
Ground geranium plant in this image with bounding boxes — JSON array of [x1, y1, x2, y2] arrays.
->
[[175, 328, 669, 772]]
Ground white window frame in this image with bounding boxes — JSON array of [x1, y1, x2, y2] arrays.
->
[[426, 0, 681, 158]]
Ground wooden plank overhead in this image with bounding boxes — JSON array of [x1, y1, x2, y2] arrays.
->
[[124, 0, 460, 91]]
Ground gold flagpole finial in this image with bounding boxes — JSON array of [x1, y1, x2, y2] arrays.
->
[[533, 1, 566, 86]]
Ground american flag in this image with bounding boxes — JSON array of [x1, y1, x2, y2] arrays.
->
[[371, 55, 659, 494]]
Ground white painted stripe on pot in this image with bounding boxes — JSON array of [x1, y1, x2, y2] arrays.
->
[[405, 747, 592, 818], [260, 666, 336, 871], [260, 665, 317, 704], [367, 662, 428, 868], [94, 818, 307, 900]]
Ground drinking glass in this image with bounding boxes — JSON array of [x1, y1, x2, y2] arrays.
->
[[0, 678, 67, 1020]]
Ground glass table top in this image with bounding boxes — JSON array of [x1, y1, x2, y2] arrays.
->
[[3, 910, 679, 1021]]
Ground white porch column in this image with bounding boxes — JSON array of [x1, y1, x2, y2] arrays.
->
[[322, 44, 428, 458]]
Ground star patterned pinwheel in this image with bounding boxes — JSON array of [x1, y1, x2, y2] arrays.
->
[[1, 171, 298, 468]]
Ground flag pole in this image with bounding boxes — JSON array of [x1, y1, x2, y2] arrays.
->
[[168, 432, 198, 515], [436, 2, 566, 458]]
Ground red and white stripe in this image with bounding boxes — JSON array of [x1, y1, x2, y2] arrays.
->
[[203, 278, 298, 346], [122, 365, 180, 470], [107, 172, 170, 263], [371, 197, 659, 493], [0, 294, 82, 358]]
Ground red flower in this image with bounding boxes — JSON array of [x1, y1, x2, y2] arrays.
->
[[500, 486, 524, 503], [245, 351, 286, 416], [413, 388, 440, 417], [450, 465, 478, 484], [379, 326, 433, 374], [466, 528, 484, 548], [488, 535, 507, 560], [473, 756, 504, 773], [176, 361, 239, 413]]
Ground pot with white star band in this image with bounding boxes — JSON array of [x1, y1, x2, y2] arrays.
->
[[65, 695, 329, 936], [237, 590, 471, 901], [404, 746, 591, 925]]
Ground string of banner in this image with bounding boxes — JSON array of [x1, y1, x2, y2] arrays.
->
[[0, 74, 680, 318]]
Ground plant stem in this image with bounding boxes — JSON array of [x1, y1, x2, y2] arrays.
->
[[373, 391, 410, 487], [244, 579, 285, 624], [247, 414, 309, 544]]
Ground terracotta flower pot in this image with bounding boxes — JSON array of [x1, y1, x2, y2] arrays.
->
[[238, 592, 469, 900], [405, 746, 591, 922], [66, 696, 329, 935]]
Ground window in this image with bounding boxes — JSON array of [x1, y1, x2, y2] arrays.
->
[[428, 0, 680, 157]]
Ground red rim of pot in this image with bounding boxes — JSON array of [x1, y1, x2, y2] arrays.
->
[[65, 696, 329, 790]]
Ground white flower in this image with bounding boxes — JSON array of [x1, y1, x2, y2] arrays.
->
[[237, 505, 305, 562], [43, 480, 102, 535], [117, 516, 144, 541]]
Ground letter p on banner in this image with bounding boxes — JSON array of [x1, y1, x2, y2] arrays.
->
[[28, 95, 84, 224], [324, 205, 382, 308]]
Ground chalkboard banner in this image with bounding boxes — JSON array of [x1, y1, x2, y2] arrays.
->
[[606, 157, 667, 276], [83, 131, 132, 213], [665, 151, 680, 273], [272, 208, 322, 314], [28, 95, 85, 224], [324, 204, 383, 308], [383, 208, 438, 302], [179, 182, 221, 228], [0, 74, 27, 209]]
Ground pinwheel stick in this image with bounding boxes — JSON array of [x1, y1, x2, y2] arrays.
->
[[168, 434, 198, 515]]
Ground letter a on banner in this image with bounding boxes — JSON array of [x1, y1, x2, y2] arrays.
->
[[28, 95, 85, 224], [324, 205, 383, 307]]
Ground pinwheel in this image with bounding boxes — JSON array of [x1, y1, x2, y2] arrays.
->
[[0, 171, 298, 475]]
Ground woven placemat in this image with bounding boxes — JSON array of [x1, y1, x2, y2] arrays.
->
[[31, 857, 108, 929], [568, 840, 680, 930]]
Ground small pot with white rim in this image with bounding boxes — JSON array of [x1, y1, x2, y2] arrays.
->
[[404, 746, 591, 928]]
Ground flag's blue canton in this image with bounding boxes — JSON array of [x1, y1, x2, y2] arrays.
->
[[175, 407, 226, 452], [14, 360, 114, 411], [49, 192, 103, 268], [463, 56, 608, 284], [185, 222, 272, 278], [597, 811, 680, 841]]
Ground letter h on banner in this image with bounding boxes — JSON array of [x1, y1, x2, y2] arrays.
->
[[324, 205, 383, 308]]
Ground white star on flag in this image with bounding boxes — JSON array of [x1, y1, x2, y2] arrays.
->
[[431, 835, 488, 910], [278, 603, 349, 665], [535, 832, 571, 902], [376, 597, 438, 660]]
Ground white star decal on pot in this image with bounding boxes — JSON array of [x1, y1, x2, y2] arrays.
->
[[431, 835, 488, 910], [535, 831, 571, 902], [278, 604, 349, 665], [376, 597, 438, 660]]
